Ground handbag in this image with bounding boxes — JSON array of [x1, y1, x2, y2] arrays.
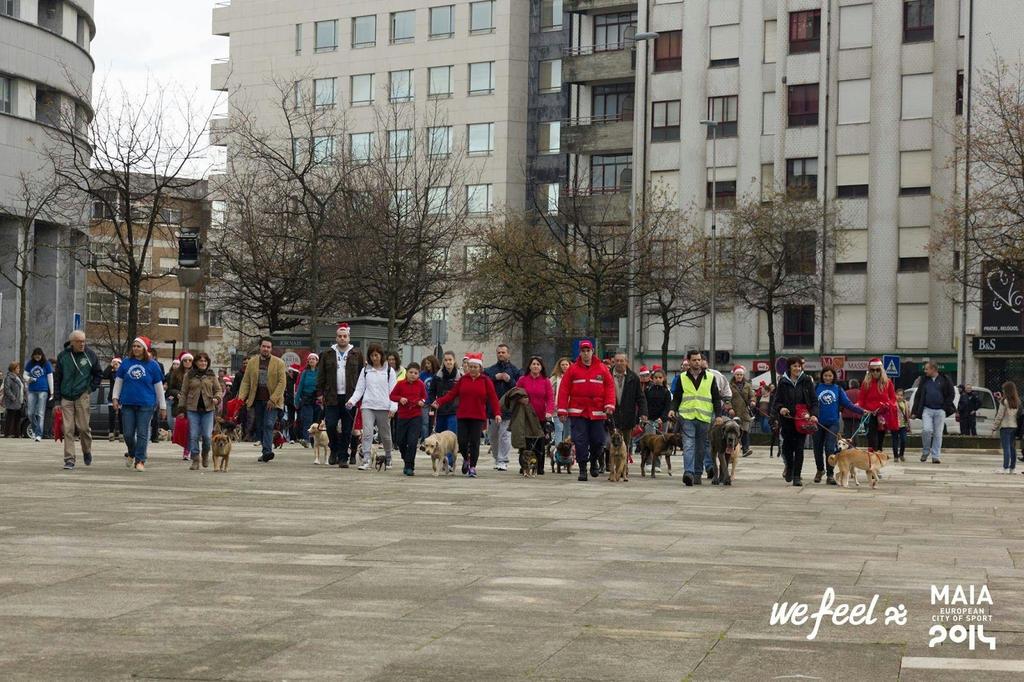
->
[[877, 403, 899, 432], [794, 404, 817, 434]]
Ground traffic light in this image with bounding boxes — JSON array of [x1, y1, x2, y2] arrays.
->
[[177, 228, 201, 268]]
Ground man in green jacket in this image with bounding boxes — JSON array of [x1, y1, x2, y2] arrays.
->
[[53, 330, 103, 469]]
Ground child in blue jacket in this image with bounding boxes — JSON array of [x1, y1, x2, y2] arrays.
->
[[814, 367, 863, 485]]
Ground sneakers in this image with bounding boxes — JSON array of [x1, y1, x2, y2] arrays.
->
[[920, 453, 928, 462], [826, 476, 837, 486], [792, 478, 803, 487], [357, 461, 370, 470], [813, 470, 823, 483], [496, 462, 508, 472], [742, 449, 753, 458], [83, 452, 92, 466], [35, 436, 42, 442], [468, 467, 477, 478], [462, 459, 470, 475], [134, 461, 145, 471], [693, 474, 702, 486], [125, 454, 132, 468], [63, 462, 74, 470], [403, 466, 414, 476], [654, 466, 662, 473], [683, 472, 693, 487], [384, 463, 392, 471], [932, 459, 941, 464], [300, 440, 309, 449]]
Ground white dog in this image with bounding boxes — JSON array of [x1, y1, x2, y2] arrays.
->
[[421, 431, 459, 476], [308, 421, 330, 465]]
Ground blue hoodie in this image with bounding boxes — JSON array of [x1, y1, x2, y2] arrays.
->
[[815, 382, 862, 425]]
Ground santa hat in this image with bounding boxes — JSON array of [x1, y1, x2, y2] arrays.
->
[[466, 352, 484, 366], [337, 323, 350, 332], [638, 365, 650, 375], [652, 364, 663, 373], [179, 351, 194, 362], [110, 357, 122, 365], [288, 363, 301, 373], [868, 358, 883, 369], [133, 336, 152, 352], [732, 364, 745, 375], [307, 352, 319, 362]]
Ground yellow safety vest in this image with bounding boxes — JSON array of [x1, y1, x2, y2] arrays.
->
[[680, 372, 714, 423]]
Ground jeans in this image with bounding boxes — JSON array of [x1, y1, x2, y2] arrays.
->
[[421, 406, 433, 441], [920, 407, 945, 461], [395, 415, 422, 470], [252, 400, 280, 458], [187, 410, 214, 458], [487, 418, 513, 464], [812, 421, 840, 474], [324, 400, 354, 460], [299, 402, 322, 444], [551, 416, 565, 445], [1000, 428, 1017, 470], [122, 404, 156, 462], [27, 390, 47, 438], [435, 413, 457, 434], [893, 427, 907, 460], [681, 418, 711, 476], [759, 415, 771, 434], [569, 417, 606, 466]]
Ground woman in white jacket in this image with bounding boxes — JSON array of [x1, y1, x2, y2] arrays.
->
[[346, 343, 398, 470]]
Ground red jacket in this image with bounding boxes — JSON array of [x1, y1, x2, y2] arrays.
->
[[556, 357, 616, 420], [857, 378, 896, 413], [389, 379, 427, 420], [434, 373, 501, 421]]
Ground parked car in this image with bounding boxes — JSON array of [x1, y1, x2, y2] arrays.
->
[[903, 385, 996, 435]]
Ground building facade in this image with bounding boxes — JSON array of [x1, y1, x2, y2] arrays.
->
[[0, 0, 95, 360]]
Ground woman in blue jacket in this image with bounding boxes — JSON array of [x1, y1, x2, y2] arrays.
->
[[295, 353, 320, 447], [113, 336, 167, 471], [23, 348, 53, 442], [814, 367, 863, 485]]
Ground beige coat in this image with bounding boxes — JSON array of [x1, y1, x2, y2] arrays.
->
[[182, 369, 223, 413], [238, 354, 287, 409]]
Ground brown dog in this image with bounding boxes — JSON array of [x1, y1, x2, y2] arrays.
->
[[607, 427, 629, 482], [828, 448, 889, 488], [211, 433, 232, 472], [552, 438, 574, 474], [637, 432, 682, 478], [421, 430, 458, 476], [709, 418, 743, 485]]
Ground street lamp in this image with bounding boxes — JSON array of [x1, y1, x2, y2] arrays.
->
[[700, 119, 718, 367], [626, 30, 658, 367]]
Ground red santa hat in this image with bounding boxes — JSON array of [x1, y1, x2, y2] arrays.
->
[[337, 322, 350, 332], [307, 352, 319, 362], [652, 364, 663, 373], [466, 352, 484, 366], [133, 336, 152, 352], [288, 363, 301, 373], [179, 351, 194, 362], [732, 364, 745, 375], [638, 365, 650, 375], [110, 357, 122, 365], [868, 357, 883, 369]]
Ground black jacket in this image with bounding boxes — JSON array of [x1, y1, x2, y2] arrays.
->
[[316, 345, 365, 406], [644, 383, 671, 422], [910, 373, 956, 418], [771, 372, 818, 424], [957, 391, 981, 416], [485, 360, 522, 417], [612, 369, 647, 430], [429, 366, 461, 417]]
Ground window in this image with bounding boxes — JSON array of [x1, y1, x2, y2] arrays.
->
[[428, 66, 453, 98], [538, 121, 560, 154], [594, 12, 637, 51], [539, 60, 562, 93], [902, 73, 933, 120], [463, 307, 490, 338], [295, 23, 302, 54], [590, 154, 631, 191], [204, 307, 223, 328], [159, 307, 180, 327], [425, 306, 448, 321], [706, 177, 737, 209], [159, 257, 177, 274], [388, 129, 412, 159], [467, 123, 494, 155], [430, 6, 454, 39], [0, 77, 11, 114], [352, 15, 376, 47], [786, 157, 818, 197], [541, 0, 563, 31], [211, 200, 226, 229], [469, 1, 495, 34], [158, 207, 182, 224], [788, 83, 819, 126], [1, 0, 15, 17], [956, 70, 964, 116], [593, 84, 633, 122], [835, 262, 868, 274], [427, 187, 449, 215], [904, 0, 934, 43], [785, 232, 818, 278], [391, 10, 415, 43], [313, 78, 336, 108], [708, 24, 739, 67], [77, 14, 87, 48], [427, 126, 452, 156], [839, 4, 872, 49], [762, 92, 776, 134], [291, 138, 306, 165], [538, 183, 559, 214], [789, 10, 821, 53], [898, 257, 930, 273], [761, 163, 775, 201], [466, 184, 493, 214], [837, 79, 870, 124], [469, 62, 495, 94], [900, 150, 932, 195], [897, 303, 929, 348], [836, 154, 869, 198], [783, 306, 815, 347], [389, 70, 413, 102], [654, 30, 681, 72], [707, 96, 738, 137], [86, 292, 116, 323], [652, 100, 680, 142], [293, 80, 304, 109], [351, 74, 374, 105], [350, 133, 374, 162], [390, 189, 413, 217], [314, 20, 337, 52], [313, 136, 335, 163], [763, 20, 777, 63]]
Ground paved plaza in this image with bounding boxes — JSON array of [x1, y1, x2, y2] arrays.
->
[[2, 438, 1024, 680]]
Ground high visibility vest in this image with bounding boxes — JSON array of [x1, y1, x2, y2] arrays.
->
[[680, 372, 714, 423]]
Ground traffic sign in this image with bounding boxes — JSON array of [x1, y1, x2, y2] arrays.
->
[[882, 354, 900, 378]]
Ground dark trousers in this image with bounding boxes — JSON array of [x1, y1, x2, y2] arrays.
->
[[842, 416, 860, 445], [525, 436, 545, 473], [959, 413, 977, 435], [3, 408, 22, 436], [457, 418, 485, 467], [781, 426, 805, 481], [570, 418, 606, 465], [812, 421, 840, 475], [108, 406, 121, 438], [893, 427, 907, 459], [395, 415, 422, 469], [324, 399, 354, 460], [866, 415, 888, 451]]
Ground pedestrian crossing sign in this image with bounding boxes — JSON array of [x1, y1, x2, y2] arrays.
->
[[882, 354, 900, 378]]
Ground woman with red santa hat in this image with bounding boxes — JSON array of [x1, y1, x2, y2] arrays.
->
[[432, 352, 501, 478], [112, 336, 167, 471], [167, 351, 194, 460], [857, 358, 898, 452]]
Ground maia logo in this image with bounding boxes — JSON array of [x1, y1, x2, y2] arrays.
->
[[30, 366, 44, 379], [819, 391, 836, 405], [128, 365, 147, 380]]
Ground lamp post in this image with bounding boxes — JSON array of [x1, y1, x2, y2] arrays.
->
[[626, 30, 658, 367], [699, 118, 718, 366]]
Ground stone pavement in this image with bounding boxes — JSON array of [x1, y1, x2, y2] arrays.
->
[[1, 438, 1024, 681]]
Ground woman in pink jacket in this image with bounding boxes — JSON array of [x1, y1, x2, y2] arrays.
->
[[516, 356, 554, 475]]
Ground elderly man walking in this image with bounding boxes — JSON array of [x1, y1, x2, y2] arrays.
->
[[238, 337, 287, 462], [484, 343, 521, 471], [53, 330, 103, 469]]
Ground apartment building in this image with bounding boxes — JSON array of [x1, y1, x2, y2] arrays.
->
[[621, 0, 1018, 384], [0, 0, 95, 358], [210, 0, 569, 362]]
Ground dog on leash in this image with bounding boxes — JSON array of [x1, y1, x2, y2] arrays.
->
[[519, 448, 538, 478], [637, 432, 682, 478], [308, 421, 330, 465], [607, 427, 629, 482], [215, 417, 240, 442], [709, 418, 743, 485], [211, 432, 232, 472], [158, 428, 171, 442], [552, 438, 574, 474], [828, 448, 889, 488], [421, 430, 458, 476]]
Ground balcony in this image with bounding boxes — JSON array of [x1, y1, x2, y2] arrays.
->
[[211, 58, 230, 92], [209, 115, 229, 147], [563, 45, 635, 85], [562, 115, 633, 154], [212, 1, 231, 37], [565, 0, 638, 14], [559, 187, 631, 225]]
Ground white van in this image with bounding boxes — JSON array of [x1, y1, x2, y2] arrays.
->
[[902, 385, 997, 435]]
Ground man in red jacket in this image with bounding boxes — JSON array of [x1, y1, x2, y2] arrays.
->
[[556, 340, 616, 481]]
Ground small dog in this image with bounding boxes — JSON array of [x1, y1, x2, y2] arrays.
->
[[553, 438, 574, 474], [828, 448, 889, 488], [158, 428, 171, 442], [375, 451, 387, 471], [709, 418, 743, 485], [308, 421, 330, 465], [519, 448, 538, 478], [211, 432, 232, 472], [421, 430, 458, 476], [637, 433, 682, 478], [273, 429, 286, 449], [607, 427, 629, 482]]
